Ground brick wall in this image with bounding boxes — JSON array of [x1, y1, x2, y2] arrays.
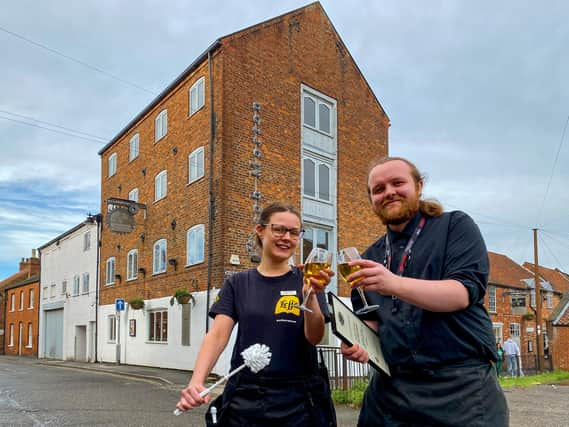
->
[[4, 281, 40, 356]]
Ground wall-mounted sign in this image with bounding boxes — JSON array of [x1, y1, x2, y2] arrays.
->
[[230, 254, 240, 265], [129, 319, 136, 337], [106, 208, 135, 234]]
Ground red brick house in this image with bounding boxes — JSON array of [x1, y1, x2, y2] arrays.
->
[[548, 293, 569, 370], [0, 252, 40, 354], [96, 2, 388, 371], [3, 276, 40, 356]]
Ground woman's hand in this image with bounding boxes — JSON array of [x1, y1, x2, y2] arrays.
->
[[176, 382, 211, 412], [298, 263, 335, 294]]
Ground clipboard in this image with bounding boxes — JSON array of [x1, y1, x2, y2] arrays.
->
[[328, 292, 391, 376]]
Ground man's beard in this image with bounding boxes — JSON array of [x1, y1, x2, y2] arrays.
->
[[373, 196, 420, 226]]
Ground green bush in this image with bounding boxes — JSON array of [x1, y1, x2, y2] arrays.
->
[[332, 380, 368, 407]]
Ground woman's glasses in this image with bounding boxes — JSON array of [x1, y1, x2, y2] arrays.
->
[[263, 223, 304, 239]]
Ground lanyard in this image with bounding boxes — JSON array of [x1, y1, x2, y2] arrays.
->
[[384, 216, 426, 313]]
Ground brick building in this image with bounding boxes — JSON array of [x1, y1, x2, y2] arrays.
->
[[548, 293, 569, 370], [3, 275, 40, 356], [0, 252, 40, 354], [97, 2, 388, 372]]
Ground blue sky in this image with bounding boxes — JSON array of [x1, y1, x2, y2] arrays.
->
[[1, 0, 568, 279]]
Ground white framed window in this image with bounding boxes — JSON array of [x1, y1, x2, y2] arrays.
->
[[509, 322, 521, 338], [108, 315, 116, 342], [301, 226, 331, 262], [303, 93, 332, 135], [127, 249, 138, 281], [189, 147, 205, 183], [29, 289, 34, 308], [42, 286, 48, 300], [82, 273, 89, 294], [73, 275, 80, 296], [530, 289, 536, 308], [128, 188, 139, 202], [154, 170, 167, 201], [149, 310, 168, 342], [492, 323, 503, 345], [129, 133, 140, 161], [50, 283, 56, 298], [186, 224, 205, 266], [83, 232, 91, 251], [61, 280, 67, 295], [10, 293, 15, 311], [153, 239, 167, 274], [189, 77, 205, 116], [27, 322, 33, 348], [546, 291, 553, 309], [9, 324, 14, 346], [155, 109, 168, 142], [19, 291, 24, 310], [303, 157, 331, 202], [488, 286, 496, 313], [108, 152, 117, 177], [106, 257, 116, 285]]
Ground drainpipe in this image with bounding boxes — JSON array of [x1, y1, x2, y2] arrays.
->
[[206, 50, 215, 333], [94, 213, 102, 362]]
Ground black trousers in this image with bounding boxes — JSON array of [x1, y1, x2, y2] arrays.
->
[[358, 362, 508, 427], [207, 372, 336, 427]]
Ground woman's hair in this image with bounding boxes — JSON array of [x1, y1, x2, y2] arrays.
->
[[255, 202, 302, 248], [368, 156, 444, 218]]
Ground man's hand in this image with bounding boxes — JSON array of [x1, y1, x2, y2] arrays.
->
[[347, 259, 399, 296], [340, 341, 369, 364]]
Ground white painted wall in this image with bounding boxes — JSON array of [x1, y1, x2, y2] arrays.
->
[[39, 220, 99, 362], [98, 289, 236, 376]]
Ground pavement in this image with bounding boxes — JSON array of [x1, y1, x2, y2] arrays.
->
[[35, 357, 361, 426]]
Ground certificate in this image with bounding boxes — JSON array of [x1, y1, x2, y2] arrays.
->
[[328, 292, 391, 376]]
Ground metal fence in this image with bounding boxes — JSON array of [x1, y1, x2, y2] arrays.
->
[[498, 354, 553, 377], [318, 345, 370, 390]]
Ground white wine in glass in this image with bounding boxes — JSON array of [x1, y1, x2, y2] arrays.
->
[[338, 247, 380, 315], [297, 247, 332, 313]]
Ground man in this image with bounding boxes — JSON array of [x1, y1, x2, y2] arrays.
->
[[341, 157, 508, 426], [503, 336, 521, 377]]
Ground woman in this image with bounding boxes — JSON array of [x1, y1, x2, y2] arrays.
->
[[176, 202, 336, 426], [496, 343, 504, 378]]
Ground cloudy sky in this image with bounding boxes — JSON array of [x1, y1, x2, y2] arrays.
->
[[1, 0, 568, 280]]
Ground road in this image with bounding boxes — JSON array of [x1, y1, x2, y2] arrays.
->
[[0, 357, 206, 426]]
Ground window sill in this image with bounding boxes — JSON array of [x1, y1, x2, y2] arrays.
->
[[153, 196, 167, 204], [145, 341, 168, 345], [185, 261, 204, 268], [105, 283, 115, 287], [152, 271, 166, 276], [187, 175, 205, 186], [126, 277, 138, 282]]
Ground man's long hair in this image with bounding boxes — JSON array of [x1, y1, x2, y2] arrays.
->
[[368, 156, 444, 218]]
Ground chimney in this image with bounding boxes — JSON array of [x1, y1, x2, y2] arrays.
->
[[32, 248, 37, 258]]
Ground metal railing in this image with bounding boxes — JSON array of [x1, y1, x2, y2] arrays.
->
[[318, 345, 370, 390]]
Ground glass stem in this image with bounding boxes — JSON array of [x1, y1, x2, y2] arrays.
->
[[357, 287, 370, 307]]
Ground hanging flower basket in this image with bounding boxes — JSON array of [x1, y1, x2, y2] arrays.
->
[[174, 289, 194, 305], [129, 297, 145, 310]]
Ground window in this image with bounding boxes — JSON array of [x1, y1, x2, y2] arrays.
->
[[155, 170, 167, 201], [83, 232, 91, 251], [189, 147, 205, 183], [106, 257, 116, 285], [10, 293, 15, 311], [186, 225, 205, 266], [189, 77, 205, 116], [50, 283, 56, 298], [9, 324, 14, 346], [128, 188, 139, 202], [149, 310, 168, 342], [108, 153, 117, 177], [19, 291, 24, 310], [129, 133, 139, 161], [127, 249, 138, 281], [27, 323, 33, 348], [509, 323, 521, 338], [301, 226, 331, 262], [108, 316, 116, 342], [42, 286, 48, 300], [82, 273, 90, 294], [303, 157, 331, 202], [155, 109, 168, 141], [61, 280, 67, 295], [303, 94, 332, 135], [488, 286, 496, 312], [546, 292, 553, 309], [29, 289, 34, 308], [153, 239, 167, 274], [73, 275, 80, 296], [530, 289, 536, 308]]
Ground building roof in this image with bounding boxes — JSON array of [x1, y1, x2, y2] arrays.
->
[[37, 214, 100, 251], [522, 263, 569, 293], [5, 274, 40, 291], [98, 2, 388, 156], [548, 292, 569, 325], [0, 270, 28, 290], [488, 251, 533, 289]]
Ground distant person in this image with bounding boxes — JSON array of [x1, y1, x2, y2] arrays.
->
[[495, 343, 504, 377], [340, 157, 508, 426], [503, 336, 521, 377], [176, 202, 336, 426]]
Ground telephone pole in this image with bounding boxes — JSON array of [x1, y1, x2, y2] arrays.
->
[[532, 228, 543, 372]]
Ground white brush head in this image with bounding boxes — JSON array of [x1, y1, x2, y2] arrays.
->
[[241, 343, 272, 373]]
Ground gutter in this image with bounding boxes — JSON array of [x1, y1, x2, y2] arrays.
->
[[206, 49, 215, 333]]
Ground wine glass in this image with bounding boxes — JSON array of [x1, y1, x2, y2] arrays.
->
[[296, 247, 332, 313], [338, 247, 380, 315]]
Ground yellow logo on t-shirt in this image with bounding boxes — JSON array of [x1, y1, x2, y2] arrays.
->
[[275, 295, 300, 316]]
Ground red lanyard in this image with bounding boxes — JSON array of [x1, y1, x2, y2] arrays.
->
[[384, 216, 426, 313]]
